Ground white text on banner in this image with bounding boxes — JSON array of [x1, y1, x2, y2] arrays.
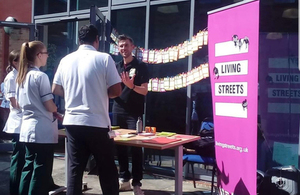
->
[[215, 82, 248, 96], [215, 60, 248, 76]]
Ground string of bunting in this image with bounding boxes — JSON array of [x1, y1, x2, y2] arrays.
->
[[110, 28, 209, 92], [148, 63, 209, 92], [109, 29, 208, 64]]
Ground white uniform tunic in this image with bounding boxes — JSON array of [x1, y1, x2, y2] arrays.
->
[[53, 45, 121, 128], [3, 68, 22, 134], [17, 66, 58, 143], [1, 82, 10, 108]]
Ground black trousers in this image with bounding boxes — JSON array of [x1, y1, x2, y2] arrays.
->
[[112, 113, 143, 186], [65, 125, 119, 195]]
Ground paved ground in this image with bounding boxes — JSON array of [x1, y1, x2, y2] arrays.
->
[[0, 138, 216, 195]]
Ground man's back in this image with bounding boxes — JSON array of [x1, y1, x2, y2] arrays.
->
[[53, 45, 121, 128]]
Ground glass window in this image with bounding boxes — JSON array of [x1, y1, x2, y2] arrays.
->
[[258, 32, 299, 170], [44, 20, 91, 81], [45, 21, 82, 82], [35, 0, 67, 16], [260, 0, 298, 32], [258, 0, 299, 171], [43, 21, 89, 112], [111, 7, 146, 62], [110, 7, 146, 110], [112, 0, 145, 5], [70, 0, 108, 11], [147, 1, 190, 134], [192, 0, 237, 126]]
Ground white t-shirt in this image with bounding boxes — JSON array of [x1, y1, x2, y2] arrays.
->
[[3, 68, 22, 134], [17, 66, 58, 143], [53, 45, 121, 128]]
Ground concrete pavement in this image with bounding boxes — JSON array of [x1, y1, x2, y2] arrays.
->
[[0, 138, 215, 195]]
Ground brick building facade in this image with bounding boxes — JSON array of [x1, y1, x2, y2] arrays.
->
[[0, 0, 32, 82]]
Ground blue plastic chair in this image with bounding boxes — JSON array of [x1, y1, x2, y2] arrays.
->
[[183, 154, 216, 192], [183, 117, 216, 194]]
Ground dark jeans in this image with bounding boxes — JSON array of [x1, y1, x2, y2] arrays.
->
[[112, 113, 143, 186], [10, 134, 25, 195], [65, 125, 119, 195], [19, 143, 54, 195]]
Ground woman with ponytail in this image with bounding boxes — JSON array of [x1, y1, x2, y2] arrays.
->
[[16, 41, 58, 195], [2, 50, 24, 195]]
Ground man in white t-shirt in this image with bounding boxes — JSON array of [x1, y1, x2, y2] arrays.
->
[[52, 24, 122, 195]]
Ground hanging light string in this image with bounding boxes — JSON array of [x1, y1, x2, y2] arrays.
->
[[109, 28, 208, 64], [148, 63, 209, 92]]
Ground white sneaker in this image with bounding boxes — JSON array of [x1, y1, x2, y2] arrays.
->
[[119, 179, 131, 191], [132, 186, 144, 195]]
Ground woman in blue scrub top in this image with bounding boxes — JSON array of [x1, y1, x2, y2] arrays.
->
[[16, 41, 58, 195], [3, 50, 24, 195]]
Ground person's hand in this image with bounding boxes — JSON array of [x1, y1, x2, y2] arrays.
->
[[53, 112, 64, 122], [121, 71, 135, 89]]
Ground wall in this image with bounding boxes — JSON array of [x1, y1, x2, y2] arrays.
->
[[0, 0, 31, 22], [8, 29, 30, 53], [0, 0, 32, 82]]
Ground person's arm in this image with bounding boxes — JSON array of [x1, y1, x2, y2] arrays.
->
[[39, 74, 57, 113], [108, 83, 122, 98], [52, 84, 64, 98], [131, 82, 148, 96], [106, 55, 122, 98], [0, 83, 4, 94], [8, 97, 17, 108], [43, 99, 57, 113], [4, 77, 18, 108], [52, 61, 64, 97]]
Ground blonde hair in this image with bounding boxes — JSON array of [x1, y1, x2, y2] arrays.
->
[[17, 41, 45, 86], [6, 50, 20, 73]]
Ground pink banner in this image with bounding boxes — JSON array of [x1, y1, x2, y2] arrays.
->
[[208, 1, 259, 195]]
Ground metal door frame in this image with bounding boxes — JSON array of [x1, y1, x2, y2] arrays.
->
[[90, 5, 107, 52]]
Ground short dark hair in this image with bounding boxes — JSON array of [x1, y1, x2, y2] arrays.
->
[[78, 24, 99, 45], [118, 34, 134, 45]]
